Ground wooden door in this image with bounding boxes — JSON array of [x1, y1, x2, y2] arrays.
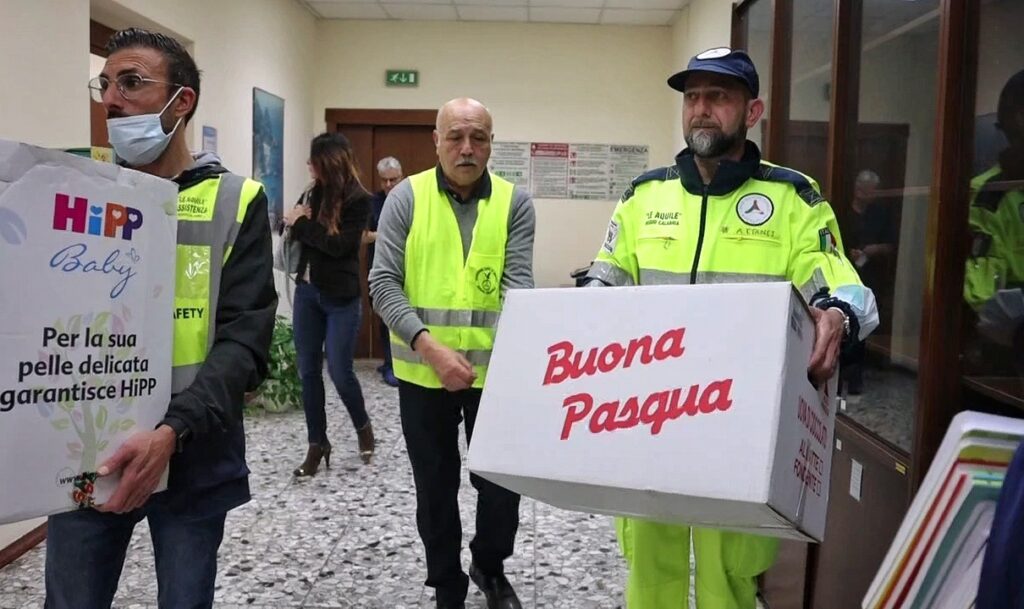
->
[[340, 125, 374, 186], [371, 126, 437, 191], [328, 110, 437, 359]]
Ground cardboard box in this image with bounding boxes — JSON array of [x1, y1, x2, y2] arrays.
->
[[467, 283, 839, 542], [0, 140, 177, 524]]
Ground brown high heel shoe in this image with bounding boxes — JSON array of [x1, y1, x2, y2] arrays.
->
[[293, 441, 332, 477], [357, 422, 375, 464]]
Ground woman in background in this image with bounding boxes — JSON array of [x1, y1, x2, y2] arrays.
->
[[283, 133, 375, 476]]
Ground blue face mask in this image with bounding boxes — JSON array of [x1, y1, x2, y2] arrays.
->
[[833, 284, 880, 340], [106, 88, 183, 166]]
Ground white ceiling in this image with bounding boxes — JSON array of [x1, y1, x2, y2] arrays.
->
[[302, 0, 690, 26]]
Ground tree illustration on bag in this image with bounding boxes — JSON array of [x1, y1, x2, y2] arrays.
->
[[33, 307, 147, 504]]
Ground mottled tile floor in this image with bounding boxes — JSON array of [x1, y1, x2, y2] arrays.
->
[[840, 364, 917, 452], [0, 362, 627, 609]]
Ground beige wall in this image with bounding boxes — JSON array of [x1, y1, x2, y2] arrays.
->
[[315, 19, 677, 288], [1, 0, 91, 148], [0, 518, 44, 552], [0, 0, 89, 554], [670, 0, 735, 152], [670, 10, 691, 154], [4, 0, 317, 208], [91, 0, 319, 209]]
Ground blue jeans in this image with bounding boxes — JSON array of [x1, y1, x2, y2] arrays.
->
[[45, 505, 226, 609], [293, 281, 369, 444]]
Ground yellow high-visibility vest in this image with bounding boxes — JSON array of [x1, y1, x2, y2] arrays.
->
[[589, 161, 864, 302], [172, 173, 263, 393], [391, 169, 513, 389]]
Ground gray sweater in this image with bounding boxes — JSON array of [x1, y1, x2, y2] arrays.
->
[[368, 173, 536, 346]]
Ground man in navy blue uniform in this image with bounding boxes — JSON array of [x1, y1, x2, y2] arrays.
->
[[365, 156, 404, 387]]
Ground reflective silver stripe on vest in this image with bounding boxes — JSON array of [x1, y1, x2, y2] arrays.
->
[[414, 307, 500, 328], [391, 343, 492, 367], [639, 269, 786, 285], [695, 271, 786, 284], [175, 219, 218, 246], [587, 260, 635, 286], [171, 174, 246, 394], [798, 267, 830, 303]]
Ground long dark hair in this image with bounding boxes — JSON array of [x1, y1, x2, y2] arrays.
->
[[308, 133, 366, 235]]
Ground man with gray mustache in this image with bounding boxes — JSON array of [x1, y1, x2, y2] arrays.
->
[[369, 98, 535, 609]]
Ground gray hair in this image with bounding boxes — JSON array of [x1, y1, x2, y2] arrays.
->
[[377, 156, 402, 174], [855, 169, 880, 187]]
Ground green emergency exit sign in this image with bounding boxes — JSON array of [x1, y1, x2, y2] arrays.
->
[[386, 70, 419, 87]]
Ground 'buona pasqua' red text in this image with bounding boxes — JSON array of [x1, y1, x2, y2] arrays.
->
[[541, 328, 735, 439]]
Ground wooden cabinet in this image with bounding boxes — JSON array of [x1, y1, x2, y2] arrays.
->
[[811, 415, 910, 608], [761, 415, 910, 609]]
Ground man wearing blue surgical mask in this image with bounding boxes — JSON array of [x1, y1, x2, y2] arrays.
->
[[93, 36, 195, 174], [44, 28, 277, 609]]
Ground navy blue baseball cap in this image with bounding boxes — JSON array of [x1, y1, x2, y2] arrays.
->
[[667, 47, 760, 98]]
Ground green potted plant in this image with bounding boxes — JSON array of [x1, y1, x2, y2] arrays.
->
[[249, 315, 302, 413]]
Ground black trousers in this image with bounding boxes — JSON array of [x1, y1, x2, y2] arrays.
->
[[398, 380, 521, 604]]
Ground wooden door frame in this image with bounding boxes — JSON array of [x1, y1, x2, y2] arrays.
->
[[324, 108, 438, 183], [910, 0, 979, 491], [324, 109, 437, 361], [325, 109, 436, 130], [90, 20, 116, 56], [324, 108, 438, 187]]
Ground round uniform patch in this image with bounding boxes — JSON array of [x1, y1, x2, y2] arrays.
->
[[736, 193, 774, 226], [697, 47, 732, 60], [475, 267, 498, 295]]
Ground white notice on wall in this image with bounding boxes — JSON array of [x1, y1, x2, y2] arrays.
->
[[490, 141, 649, 201], [488, 141, 530, 190], [529, 143, 569, 199], [568, 144, 611, 200], [609, 144, 650, 200]]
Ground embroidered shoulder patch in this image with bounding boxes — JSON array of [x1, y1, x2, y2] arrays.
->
[[602, 220, 620, 254]]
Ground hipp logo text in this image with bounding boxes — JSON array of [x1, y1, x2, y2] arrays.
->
[[52, 193, 143, 240]]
